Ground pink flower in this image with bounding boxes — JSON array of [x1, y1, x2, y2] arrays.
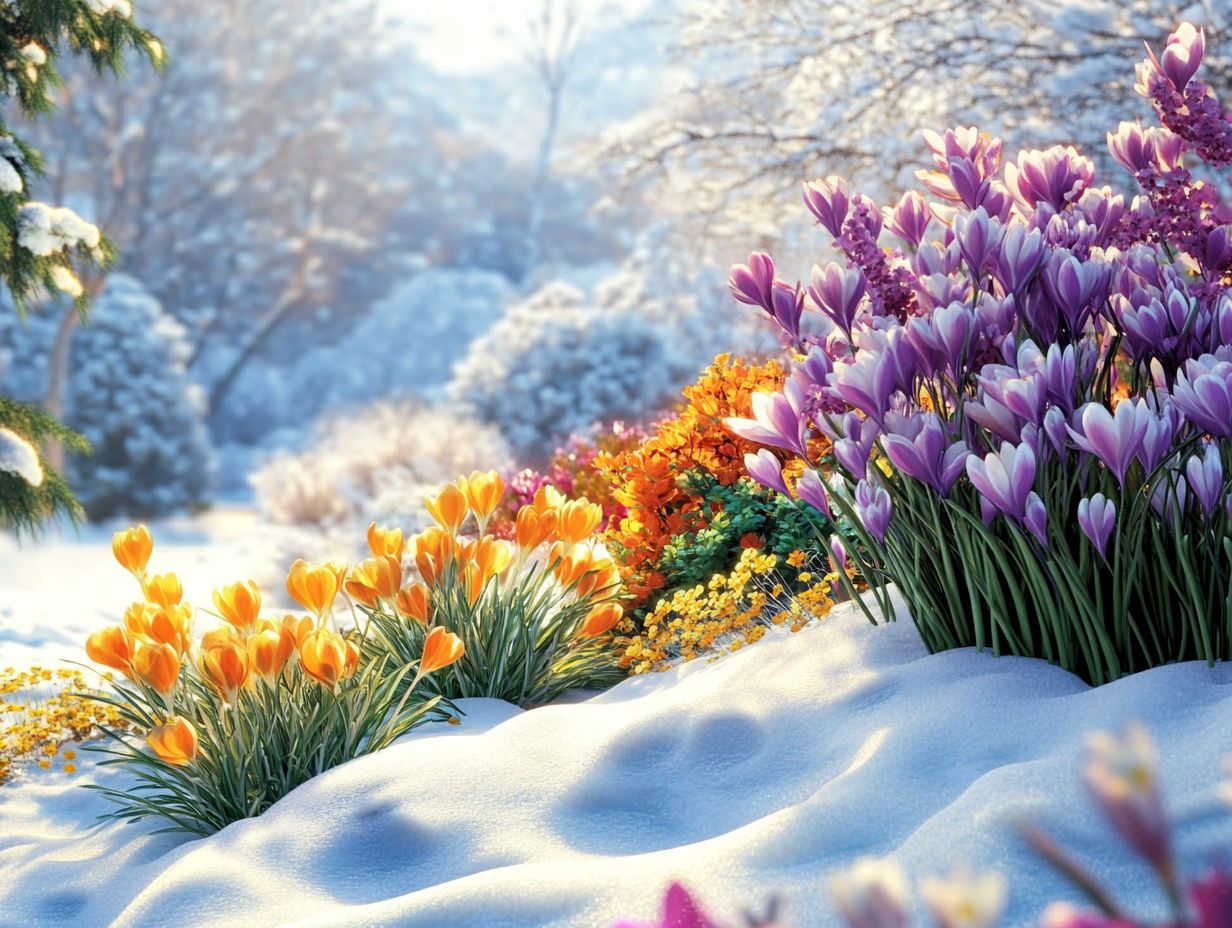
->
[[613, 883, 724, 928]]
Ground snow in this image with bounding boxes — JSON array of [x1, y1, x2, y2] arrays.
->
[[15, 203, 101, 258], [0, 427, 43, 487], [0, 522, 1230, 927]]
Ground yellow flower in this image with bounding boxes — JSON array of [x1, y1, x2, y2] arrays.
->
[[786, 549, 807, 568], [298, 628, 358, 690], [413, 626, 465, 686], [142, 572, 183, 609], [555, 498, 603, 546], [424, 482, 470, 535], [462, 471, 505, 528], [247, 628, 294, 682], [213, 580, 262, 633], [395, 582, 432, 624], [285, 559, 340, 619], [344, 555, 403, 608], [366, 521, 404, 561], [147, 715, 198, 766], [85, 625, 137, 675], [133, 642, 181, 697], [199, 640, 251, 703]]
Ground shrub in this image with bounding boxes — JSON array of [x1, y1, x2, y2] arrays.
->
[[67, 275, 214, 520], [725, 22, 1232, 684], [360, 472, 628, 706], [595, 354, 832, 614], [447, 281, 691, 460], [615, 547, 839, 675], [81, 525, 464, 836], [250, 399, 511, 530]]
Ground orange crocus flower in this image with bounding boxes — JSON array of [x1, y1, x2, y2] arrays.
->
[[532, 484, 565, 517], [555, 498, 603, 546], [199, 640, 250, 702], [280, 613, 315, 648], [247, 628, 294, 681], [462, 471, 505, 528], [424, 482, 469, 535], [298, 628, 357, 691], [578, 602, 624, 637], [200, 626, 242, 651], [344, 555, 402, 608], [143, 572, 183, 609], [286, 559, 340, 619], [366, 521, 405, 561], [515, 505, 556, 551], [396, 583, 432, 624], [550, 541, 593, 588], [85, 625, 137, 674], [147, 716, 198, 766], [213, 580, 262, 632], [133, 641, 181, 695], [413, 626, 464, 685], [112, 525, 153, 580]]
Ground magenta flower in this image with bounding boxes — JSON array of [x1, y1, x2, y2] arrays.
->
[[1077, 494, 1117, 560], [829, 534, 848, 572], [1190, 866, 1232, 928], [728, 253, 776, 310], [803, 176, 850, 238], [613, 883, 723, 928], [744, 449, 790, 499], [1173, 355, 1232, 439]]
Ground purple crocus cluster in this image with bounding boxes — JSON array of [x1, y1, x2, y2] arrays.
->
[[724, 22, 1232, 680]]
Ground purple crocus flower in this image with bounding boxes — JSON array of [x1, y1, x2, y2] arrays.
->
[[882, 190, 932, 247], [953, 206, 1001, 276], [1148, 22, 1205, 92], [803, 176, 850, 238], [881, 412, 969, 496], [1041, 250, 1110, 335], [1185, 443, 1224, 516], [1191, 866, 1232, 928], [1173, 354, 1232, 439], [1107, 121, 1156, 175], [1025, 492, 1048, 546], [1044, 407, 1069, 457], [855, 479, 893, 544], [612, 882, 722, 928], [725, 378, 811, 460], [744, 449, 791, 499], [809, 263, 867, 339], [794, 467, 833, 520], [995, 222, 1046, 294], [1066, 401, 1152, 485], [830, 534, 848, 572], [966, 441, 1037, 522], [770, 281, 806, 344], [1077, 494, 1117, 559], [1004, 145, 1095, 211], [728, 252, 775, 309], [831, 415, 880, 481], [829, 351, 897, 425]]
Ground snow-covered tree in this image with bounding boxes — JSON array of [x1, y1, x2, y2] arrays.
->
[[0, 0, 159, 533], [64, 275, 213, 520], [447, 278, 696, 462], [609, 0, 1232, 257]]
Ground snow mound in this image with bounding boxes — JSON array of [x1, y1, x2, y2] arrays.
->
[[1, 595, 1230, 928]]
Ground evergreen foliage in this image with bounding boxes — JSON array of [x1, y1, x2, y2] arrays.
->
[[0, 0, 160, 534]]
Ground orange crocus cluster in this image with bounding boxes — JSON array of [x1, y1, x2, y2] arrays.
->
[[594, 354, 797, 610], [86, 525, 467, 768]]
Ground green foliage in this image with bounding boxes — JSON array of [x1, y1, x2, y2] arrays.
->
[[655, 472, 823, 596], [0, 394, 86, 534], [84, 655, 448, 837]]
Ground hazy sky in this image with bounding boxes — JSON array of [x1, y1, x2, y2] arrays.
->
[[399, 0, 654, 74]]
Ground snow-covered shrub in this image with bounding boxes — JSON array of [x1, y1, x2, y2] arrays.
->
[[251, 399, 512, 531], [447, 281, 694, 460], [66, 275, 214, 520]]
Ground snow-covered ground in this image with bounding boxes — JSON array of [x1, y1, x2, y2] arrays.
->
[[1, 518, 1231, 927]]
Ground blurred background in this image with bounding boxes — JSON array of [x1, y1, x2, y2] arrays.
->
[[0, 0, 1227, 544]]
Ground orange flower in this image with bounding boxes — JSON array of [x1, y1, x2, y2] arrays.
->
[[213, 580, 262, 632], [86, 625, 137, 673], [143, 572, 183, 608], [143, 605, 193, 656], [280, 613, 315, 648], [396, 583, 432, 624], [515, 505, 557, 550], [463, 536, 512, 581], [424, 482, 469, 535], [200, 626, 243, 651], [366, 521, 404, 561], [578, 602, 624, 637], [199, 639, 251, 702], [576, 562, 621, 600], [147, 716, 198, 766], [532, 484, 565, 517], [550, 541, 593, 588], [413, 527, 459, 587], [133, 642, 181, 695], [298, 628, 357, 690], [739, 532, 764, 550], [344, 555, 402, 608], [112, 525, 153, 579], [415, 626, 465, 682], [462, 471, 505, 527], [286, 559, 340, 619], [247, 628, 294, 681], [555, 499, 603, 545]]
